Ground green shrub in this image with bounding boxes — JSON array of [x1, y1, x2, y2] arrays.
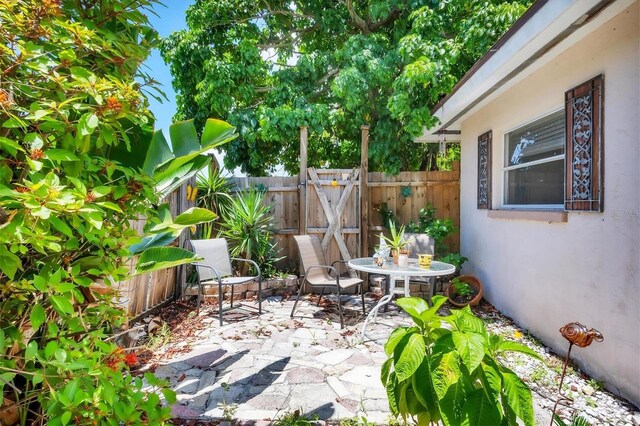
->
[[0, 1, 227, 424], [382, 296, 541, 425]]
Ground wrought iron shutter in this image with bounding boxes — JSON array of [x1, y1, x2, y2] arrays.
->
[[564, 75, 604, 211], [477, 130, 492, 209]]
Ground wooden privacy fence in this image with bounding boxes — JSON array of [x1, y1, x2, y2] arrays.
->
[[232, 166, 460, 270]]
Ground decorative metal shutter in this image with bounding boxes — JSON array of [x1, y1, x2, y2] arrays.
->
[[564, 75, 604, 211], [477, 130, 492, 209]]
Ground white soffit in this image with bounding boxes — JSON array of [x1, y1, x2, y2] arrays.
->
[[415, 0, 635, 142]]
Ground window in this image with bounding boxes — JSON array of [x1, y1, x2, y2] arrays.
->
[[503, 110, 565, 207]]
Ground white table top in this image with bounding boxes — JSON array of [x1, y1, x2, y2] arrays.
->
[[348, 257, 456, 277]]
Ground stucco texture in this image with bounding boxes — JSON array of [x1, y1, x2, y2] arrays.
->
[[459, 2, 640, 406]]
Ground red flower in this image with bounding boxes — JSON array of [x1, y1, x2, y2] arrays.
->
[[124, 353, 137, 367]]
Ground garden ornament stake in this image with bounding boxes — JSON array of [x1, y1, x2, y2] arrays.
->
[[550, 322, 604, 425]]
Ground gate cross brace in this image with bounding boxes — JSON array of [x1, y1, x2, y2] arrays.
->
[[308, 167, 359, 277]]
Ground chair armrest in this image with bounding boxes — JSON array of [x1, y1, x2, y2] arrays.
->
[[331, 259, 357, 277], [192, 262, 222, 282], [231, 257, 262, 279], [304, 264, 338, 279]]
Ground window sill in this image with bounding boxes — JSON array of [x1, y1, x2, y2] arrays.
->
[[487, 209, 568, 223]]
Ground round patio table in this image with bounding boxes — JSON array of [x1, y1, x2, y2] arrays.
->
[[348, 257, 456, 339]]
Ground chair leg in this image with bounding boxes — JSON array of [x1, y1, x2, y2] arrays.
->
[[317, 287, 325, 306], [258, 277, 262, 314], [230, 285, 234, 308], [218, 283, 224, 326], [290, 278, 305, 318], [196, 278, 202, 315], [336, 285, 344, 329], [360, 284, 366, 315]]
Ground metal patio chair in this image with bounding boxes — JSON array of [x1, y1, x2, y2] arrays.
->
[[405, 233, 437, 304], [290, 235, 365, 328], [189, 238, 262, 326]]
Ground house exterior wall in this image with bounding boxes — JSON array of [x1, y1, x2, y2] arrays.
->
[[459, 3, 640, 405]]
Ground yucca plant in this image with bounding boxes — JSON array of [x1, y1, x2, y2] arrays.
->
[[218, 188, 280, 276], [195, 169, 234, 239]]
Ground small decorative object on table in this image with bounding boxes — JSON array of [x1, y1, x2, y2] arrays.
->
[[418, 253, 432, 269]]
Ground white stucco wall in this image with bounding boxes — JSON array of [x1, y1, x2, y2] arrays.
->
[[459, 3, 640, 405]]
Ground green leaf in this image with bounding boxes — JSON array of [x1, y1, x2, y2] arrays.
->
[[46, 149, 79, 161], [501, 366, 535, 426], [77, 113, 99, 136], [0, 136, 24, 156], [394, 333, 426, 382], [142, 129, 173, 175], [495, 339, 542, 360], [0, 372, 16, 396], [419, 295, 448, 324], [25, 341, 38, 361], [453, 310, 486, 335], [30, 304, 46, 329], [50, 295, 74, 315], [201, 118, 238, 148], [0, 245, 21, 279], [461, 389, 502, 426], [480, 359, 503, 401], [412, 358, 441, 423], [33, 275, 47, 291], [385, 327, 409, 356], [135, 247, 200, 274], [173, 207, 217, 226], [439, 379, 469, 426], [386, 371, 400, 416], [452, 331, 485, 373], [431, 351, 461, 399], [169, 119, 200, 157], [49, 216, 74, 238], [128, 231, 177, 255], [162, 389, 177, 404], [396, 297, 429, 327], [381, 357, 393, 385], [61, 410, 72, 426]]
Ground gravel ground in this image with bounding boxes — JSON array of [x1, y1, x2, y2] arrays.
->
[[474, 303, 640, 426]]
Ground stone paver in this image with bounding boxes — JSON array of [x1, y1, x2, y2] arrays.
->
[[154, 295, 401, 423]]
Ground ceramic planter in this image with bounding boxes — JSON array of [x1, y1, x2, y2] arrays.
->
[[446, 275, 484, 307]]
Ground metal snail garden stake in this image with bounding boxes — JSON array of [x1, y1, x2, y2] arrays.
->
[[550, 322, 604, 425]]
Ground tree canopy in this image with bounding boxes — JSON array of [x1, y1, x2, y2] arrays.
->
[[162, 0, 532, 175]]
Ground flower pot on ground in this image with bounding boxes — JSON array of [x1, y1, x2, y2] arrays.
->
[[446, 275, 483, 307]]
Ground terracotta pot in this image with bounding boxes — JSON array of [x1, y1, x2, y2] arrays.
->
[[446, 275, 484, 307]]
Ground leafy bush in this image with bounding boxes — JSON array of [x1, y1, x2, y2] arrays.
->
[[382, 296, 541, 425], [0, 1, 227, 424], [376, 204, 458, 256]]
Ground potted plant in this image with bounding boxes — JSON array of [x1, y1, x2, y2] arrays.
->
[[446, 275, 483, 307], [382, 221, 411, 264]]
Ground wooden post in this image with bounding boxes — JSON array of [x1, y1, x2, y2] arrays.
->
[[299, 126, 308, 235], [360, 125, 370, 258]]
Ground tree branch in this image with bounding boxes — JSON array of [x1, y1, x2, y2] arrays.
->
[[369, 8, 402, 32], [341, 0, 370, 34]]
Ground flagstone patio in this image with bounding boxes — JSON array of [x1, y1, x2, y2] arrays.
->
[[141, 295, 638, 425]]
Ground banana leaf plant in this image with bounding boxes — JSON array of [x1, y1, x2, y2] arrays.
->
[[109, 118, 238, 274]]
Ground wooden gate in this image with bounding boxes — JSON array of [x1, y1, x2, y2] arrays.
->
[[305, 167, 360, 267]]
